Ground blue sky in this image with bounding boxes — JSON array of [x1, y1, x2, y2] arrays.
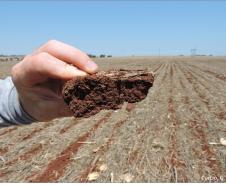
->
[[0, 1, 226, 56]]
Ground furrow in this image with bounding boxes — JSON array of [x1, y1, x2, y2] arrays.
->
[[177, 64, 223, 179], [59, 119, 78, 134], [31, 112, 112, 182], [188, 63, 226, 82], [175, 63, 220, 181], [186, 64, 226, 98], [21, 121, 55, 141], [6, 144, 43, 166], [186, 63, 226, 92], [153, 63, 163, 73], [12, 114, 105, 182], [78, 118, 128, 182], [161, 63, 169, 83], [183, 65, 226, 121], [0, 144, 44, 179], [165, 63, 188, 182], [185, 64, 226, 108], [0, 120, 59, 157], [0, 127, 17, 137]]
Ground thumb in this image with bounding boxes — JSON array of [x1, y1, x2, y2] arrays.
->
[[12, 52, 87, 87]]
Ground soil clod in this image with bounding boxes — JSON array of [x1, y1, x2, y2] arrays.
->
[[62, 69, 154, 118]]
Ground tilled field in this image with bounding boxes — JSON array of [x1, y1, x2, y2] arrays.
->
[[0, 57, 226, 182]]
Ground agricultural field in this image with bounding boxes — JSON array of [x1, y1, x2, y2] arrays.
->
[[0, 56, 226, 182]]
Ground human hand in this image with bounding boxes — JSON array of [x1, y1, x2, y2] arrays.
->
[[11, 40, 98, 121]]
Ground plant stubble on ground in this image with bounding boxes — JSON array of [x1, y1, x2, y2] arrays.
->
[[0, 56, 226, 182]]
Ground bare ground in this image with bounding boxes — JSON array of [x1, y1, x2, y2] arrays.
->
[[0, 56, 226, 182]]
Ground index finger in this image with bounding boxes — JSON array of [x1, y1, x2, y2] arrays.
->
[[35, 40, 98, 74]]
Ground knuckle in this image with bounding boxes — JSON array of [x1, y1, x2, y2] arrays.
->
[[34, 52, 49, 62], [11, 64, 18, 77], [46, 39, 58, 48], [11, 54, 31, 81], [11, 64, 20, 84], [30, 52, 50, 70]]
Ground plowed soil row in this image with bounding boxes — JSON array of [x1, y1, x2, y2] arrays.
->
[[176, 63, 224, 181]]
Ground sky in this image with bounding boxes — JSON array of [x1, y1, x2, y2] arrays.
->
[[0, 1, 226, 56]]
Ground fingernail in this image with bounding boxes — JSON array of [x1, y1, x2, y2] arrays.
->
[[86, 60, 98, 72]]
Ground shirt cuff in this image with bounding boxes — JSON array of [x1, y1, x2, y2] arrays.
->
[[8, 78, 37, 125]]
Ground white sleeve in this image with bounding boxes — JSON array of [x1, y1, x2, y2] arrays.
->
[[0, 77, 36, 127]]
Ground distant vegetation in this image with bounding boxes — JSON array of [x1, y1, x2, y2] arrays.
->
[[87, 54, 97, 58], [88, 54, 112, 58], [1, 53, 113, 62], [190, 54, 214, 57], [100, 54, 106, 58], [0, 55, 24, 62], [100, 54, 112, 58]]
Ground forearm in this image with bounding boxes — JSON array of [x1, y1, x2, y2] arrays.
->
[[0, 77, 36, 127]]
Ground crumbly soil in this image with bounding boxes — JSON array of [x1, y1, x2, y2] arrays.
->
[[62, 69, 154, 118]]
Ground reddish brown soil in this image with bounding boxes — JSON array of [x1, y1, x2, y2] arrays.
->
[[79, 118, 128, 182], [0, 147, 8, 155], [6, 144, 43, 165], [63, 69, 154, 118], [21, 122, 54, 141], [31, 112, 112, 182], [0, 127, 17, 137], [126, 103, 136, 112]]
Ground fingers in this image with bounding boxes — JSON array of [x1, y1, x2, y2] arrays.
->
[[36, 40, 98, 74], [13, 52, 87, 86]]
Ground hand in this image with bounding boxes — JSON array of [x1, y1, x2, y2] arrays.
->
[[11, 40, 98, 121]]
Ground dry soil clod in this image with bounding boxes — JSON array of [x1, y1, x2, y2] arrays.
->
[[62, 69, 154, 118]]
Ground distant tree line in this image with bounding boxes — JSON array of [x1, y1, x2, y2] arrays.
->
[[190, 54, 213, 57], [0, 55, 25, 62], [0, 53, 113, 63], [87, 54, 112, 58], [0, 54, 25, 57]]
